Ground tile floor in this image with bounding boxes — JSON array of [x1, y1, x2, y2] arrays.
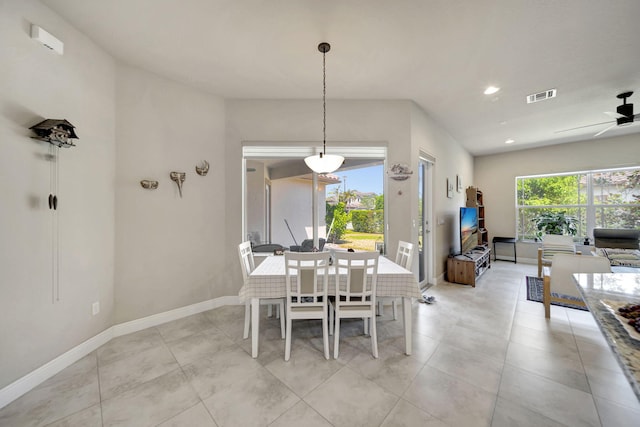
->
[[1, 261, 640, 426]]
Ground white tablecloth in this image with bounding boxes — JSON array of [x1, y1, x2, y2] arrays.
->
[[239, 255, 421, 302]]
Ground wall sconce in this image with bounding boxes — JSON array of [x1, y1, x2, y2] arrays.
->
[[170, 172, 186, 197], [140, 180, 159, 190], [195, 160, 209, 176]]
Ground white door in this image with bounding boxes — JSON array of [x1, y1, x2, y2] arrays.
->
[[418, 156, 434, 286]]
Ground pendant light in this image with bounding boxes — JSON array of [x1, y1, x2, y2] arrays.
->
[[304, 42, 344, 174]]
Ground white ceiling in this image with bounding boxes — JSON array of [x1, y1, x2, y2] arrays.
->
[[42, 0, 640, 156]]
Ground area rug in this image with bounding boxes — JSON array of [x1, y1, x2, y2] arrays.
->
[[525, 276, 588, 311]]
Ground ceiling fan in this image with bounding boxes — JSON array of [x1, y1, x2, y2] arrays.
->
[[556, 91, 640, 137]]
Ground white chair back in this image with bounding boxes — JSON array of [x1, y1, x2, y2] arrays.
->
[[284, 252, 330, 307], [284, 251, 331, 360], [395, 240, 414, 270], [542, 234, 575, 245], [238, 241, 255, 283], [541, 234, 576, 257], [332, 251, 380, 359], [550, 253, 611, 298], [334, 251, 379, 307]]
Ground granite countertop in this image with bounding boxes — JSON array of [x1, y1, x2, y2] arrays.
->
[[573, 273, 640, 402]]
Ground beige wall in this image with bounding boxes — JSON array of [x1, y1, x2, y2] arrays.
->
[[0, 2, 474, 396], [225, 100, 473, 285], [270, 178, 328, 247], [114, 64, 227, 323], [245, 160, 267, 242], [410, 104, 474, 279], [0, 0, 115, 388], [475, 134, 640, 261], [224, 100, 410, 292]]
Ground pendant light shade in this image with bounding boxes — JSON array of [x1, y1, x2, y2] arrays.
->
[[305, 42, 344, 174], [304, 153, 344, 174]]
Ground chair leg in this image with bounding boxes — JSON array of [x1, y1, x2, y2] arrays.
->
[[364, 317, 369, 335], [276, 304, 280, 319], [377, 300, 383, 316], [322, 312, 330, 360], [279, 302, 286, 339], [392, 299, 397, 320], [333, 317, 341, 359], [284, 315, 292, 361], [329, 302, 334, 336], [267, 304, 273, 318], [370, 315, 378, 359], [543, 275, 551, 319], [243, 302, 250, 339]]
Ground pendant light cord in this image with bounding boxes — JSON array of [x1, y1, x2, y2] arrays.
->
[[322, 48, 326, 157]]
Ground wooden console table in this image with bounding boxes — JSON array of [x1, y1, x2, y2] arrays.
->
[[446, 247, 491, 287]]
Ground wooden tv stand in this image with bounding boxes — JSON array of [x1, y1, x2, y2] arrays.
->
[[446, 247, 491, 287]]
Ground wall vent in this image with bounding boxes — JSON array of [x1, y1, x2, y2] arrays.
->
[[526, 88, 557, 104]]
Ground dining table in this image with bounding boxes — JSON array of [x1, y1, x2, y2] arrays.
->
[[572, 272, 640, 402], [238, 253, 422, 358]]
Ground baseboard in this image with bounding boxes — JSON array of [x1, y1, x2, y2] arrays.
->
[[0, 295, 240, 409], [0, 328, 113, 410], [113, 295, 239, 336]]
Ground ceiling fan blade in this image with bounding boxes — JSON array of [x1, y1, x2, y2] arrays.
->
[[603, 111, 627, 119], [555, 120, 614, 134], [593, 123, 617, 137]]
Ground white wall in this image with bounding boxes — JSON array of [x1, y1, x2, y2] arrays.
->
[[0, 3, 474, 395], [245, 160, 267, 243], [114, 64, 227, 323], [270, 178, 328, 247], [224, 100, 410, 287], [410, 104, 474, 278], [0, 0, 115, 388], [225, 100, 472, 285], [475, 133, 640, 260]]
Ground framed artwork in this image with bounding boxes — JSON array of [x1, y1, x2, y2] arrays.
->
[[456, 175, 462, 192], [447, 178, 454, 198]]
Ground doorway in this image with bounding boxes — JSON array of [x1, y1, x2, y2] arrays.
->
[[418, 155, 434, 287]]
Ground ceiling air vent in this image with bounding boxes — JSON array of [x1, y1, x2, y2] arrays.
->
[[526, 88, 557, 104]]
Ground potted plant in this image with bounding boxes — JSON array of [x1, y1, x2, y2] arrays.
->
[[532, 211, 578, 240]]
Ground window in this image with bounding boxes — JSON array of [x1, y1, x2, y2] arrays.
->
[[242, 144, 387, 248], [516, 167, 640, 240]]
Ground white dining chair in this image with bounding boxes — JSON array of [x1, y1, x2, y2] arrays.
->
[[238, 241, 285, 340], [378, 240, 414, 319], [537, 234, 578, 277], [330, 251, 380, 359], [283, 251, 331, 361]]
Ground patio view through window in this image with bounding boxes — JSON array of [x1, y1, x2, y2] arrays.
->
[[325, 164, 384, 252], [516, 166, 640, 241], [243, 145, 386, 252]]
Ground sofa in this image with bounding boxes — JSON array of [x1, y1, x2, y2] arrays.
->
[[593, 228, 640, 249], [593, 228, 640, 270]]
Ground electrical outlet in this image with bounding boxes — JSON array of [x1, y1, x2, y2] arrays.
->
[[92, 302, 100, 316]]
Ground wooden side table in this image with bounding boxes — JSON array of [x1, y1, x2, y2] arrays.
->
[[492, 237, 517, 263]]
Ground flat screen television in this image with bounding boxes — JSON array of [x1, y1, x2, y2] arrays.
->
[[460, 207, 479, 255]]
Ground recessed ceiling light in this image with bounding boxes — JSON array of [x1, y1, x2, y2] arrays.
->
[[484, 86, 500, 95], [505, 138, 515, 144]]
